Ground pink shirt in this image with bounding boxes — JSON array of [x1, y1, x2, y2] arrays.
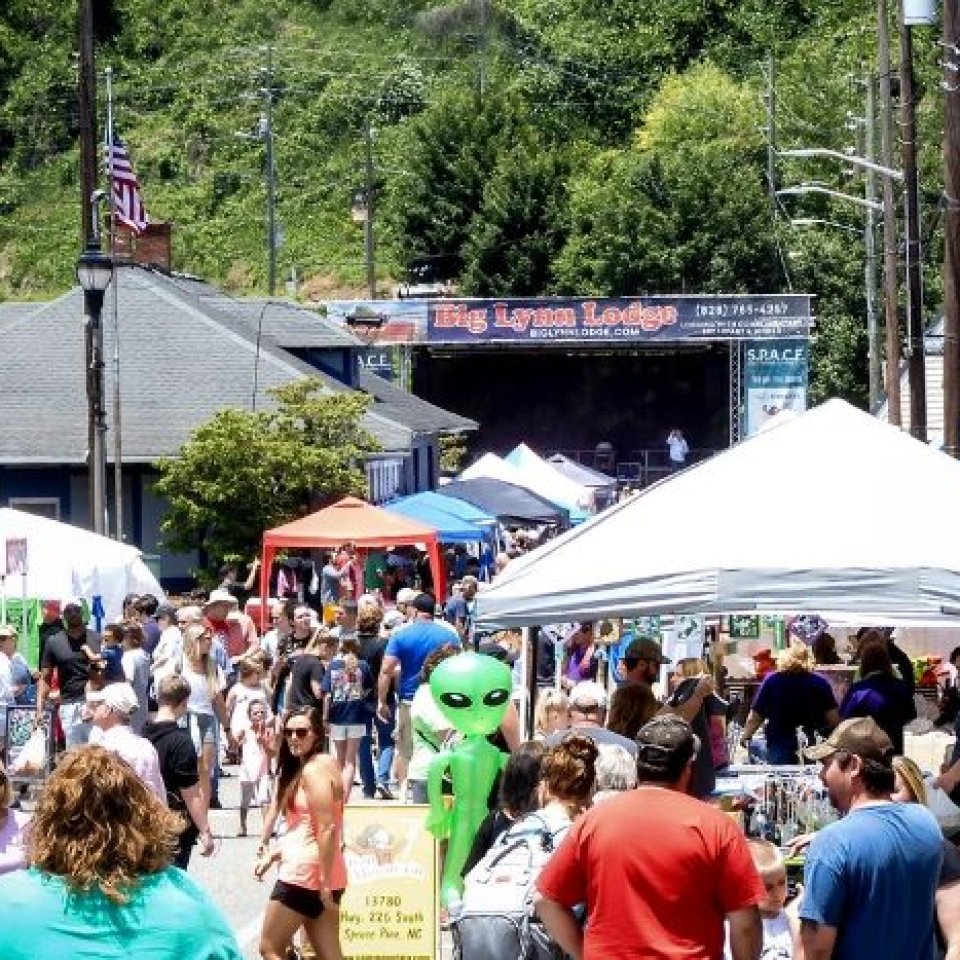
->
[[278, 781, 347, 891]]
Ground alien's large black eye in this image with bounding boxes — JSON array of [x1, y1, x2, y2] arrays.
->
[[440, 692, 473, 709], [483, 689, 510, 707]]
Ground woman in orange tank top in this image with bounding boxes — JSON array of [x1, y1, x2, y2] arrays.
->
[[255, 706, 346, 960]]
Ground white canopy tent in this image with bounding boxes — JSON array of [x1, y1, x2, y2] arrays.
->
[[459, 452, 532, 485], [0, 508, 164, 623], [476, 400, 960, 627], [504, 443, 594, 513]]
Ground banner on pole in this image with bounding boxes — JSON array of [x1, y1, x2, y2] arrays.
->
[[744, 339, 809, 436]]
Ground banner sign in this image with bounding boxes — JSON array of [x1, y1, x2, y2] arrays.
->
[[326, 300, 426, 345], [357, 346, 399, 381], [341, 804, 439, 960], [744, 339, 810, 436], [5, 538, 26, 576], [426, 296, 813, 345]]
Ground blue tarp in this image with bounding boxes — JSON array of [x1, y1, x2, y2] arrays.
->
[[403, 490, 496, 529], [384, 492, 492, 543]]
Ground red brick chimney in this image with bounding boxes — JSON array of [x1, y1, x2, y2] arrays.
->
[[113, 222, 172, 271]]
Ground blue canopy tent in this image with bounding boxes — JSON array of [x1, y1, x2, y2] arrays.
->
[[399, 490, 496, 530], [384, 492, 492, 543]]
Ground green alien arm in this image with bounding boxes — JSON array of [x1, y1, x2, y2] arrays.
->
[[424, 749, 454, 839]]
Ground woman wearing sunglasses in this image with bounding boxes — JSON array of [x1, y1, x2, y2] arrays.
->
[[256, 706, 346, 960]]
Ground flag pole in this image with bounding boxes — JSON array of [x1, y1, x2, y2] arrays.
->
[[105, 66, 123, 542]]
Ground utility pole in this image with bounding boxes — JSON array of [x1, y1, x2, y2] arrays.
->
[[364, 118, 377, 300], [766, 53, 778, 220], [900, 9, 927, 441], [78, 0, 97, 247], [105, 66, 123, 540], [945, 0, 960, 457], [864, 76, 883, 411], [477, 0, 488, 105], [261, 46, 277, 296], [878, 0, 902, 426]]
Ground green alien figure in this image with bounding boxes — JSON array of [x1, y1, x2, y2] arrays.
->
[[425, 651, 512, 909]]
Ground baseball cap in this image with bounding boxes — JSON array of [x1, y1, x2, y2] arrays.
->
[[89, 682, 139, 716], [636, 714, 699, 773], [382, 610, 405, 630], [569, 680, 608, 711], [804, 717, 894, 764], [623, 637, 671, 665], [396, 588, 418, 606], [411, 593, 436, 614]]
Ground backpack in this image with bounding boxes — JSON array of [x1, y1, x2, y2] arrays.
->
[[453, 812, 567, 960]]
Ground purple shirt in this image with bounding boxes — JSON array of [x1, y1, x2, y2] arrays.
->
[[565, 642, 597, 684], [0, 809, 30, 875]]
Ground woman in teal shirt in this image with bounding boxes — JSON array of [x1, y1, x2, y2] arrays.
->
[[0, 745, 241, 960]]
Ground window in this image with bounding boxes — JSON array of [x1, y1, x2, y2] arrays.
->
[[8, 497, 60, 521]]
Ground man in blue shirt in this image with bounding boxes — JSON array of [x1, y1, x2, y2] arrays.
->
[[377, 593, 459, 791], [443, 575, 478, 646], [800, 717, 942, 960]]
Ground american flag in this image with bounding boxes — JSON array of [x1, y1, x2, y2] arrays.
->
[[105, 133, 148, 234]]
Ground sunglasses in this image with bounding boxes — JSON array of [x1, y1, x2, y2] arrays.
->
[[285, 727, 311, 739]]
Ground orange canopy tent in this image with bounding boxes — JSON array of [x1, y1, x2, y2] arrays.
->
[[260, 496, 446, 610]]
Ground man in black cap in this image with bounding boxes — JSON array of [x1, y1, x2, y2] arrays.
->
[[536, 715, 763, 960], [799, 717, 942, 960]]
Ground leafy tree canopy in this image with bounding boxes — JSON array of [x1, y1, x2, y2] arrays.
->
[[153, 380, 377, 570]]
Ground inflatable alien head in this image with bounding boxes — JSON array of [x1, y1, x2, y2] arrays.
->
[[429, 651, 512, 736]]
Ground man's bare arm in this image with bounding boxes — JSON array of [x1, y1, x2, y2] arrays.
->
[[727, 906, 762, 960], [533, 893, 584, 960]]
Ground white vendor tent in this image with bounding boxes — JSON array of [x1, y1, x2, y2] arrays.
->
[[0, 508, 164, 623], [460, 450, 588, 522], [459, 452, 531, 485], [476, 400, 960, 627], [504, 443, 594, 514]]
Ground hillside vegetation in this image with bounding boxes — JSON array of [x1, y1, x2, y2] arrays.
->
[[0, 0, 949, 403]]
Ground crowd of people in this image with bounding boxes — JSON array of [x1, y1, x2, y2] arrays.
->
[[2, 548, 960, 960]]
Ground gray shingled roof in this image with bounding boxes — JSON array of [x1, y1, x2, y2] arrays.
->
[[358, 369, 477, 434], [159, 277, 363, 349], [0, 302, 43, 327], [0, 266, 412, 464]]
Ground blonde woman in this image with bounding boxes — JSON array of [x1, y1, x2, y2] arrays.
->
[[666, 658, 728, 797], [740, 642, 840, 764], [180, 622, 231, 810], [534, 688, 570, 740]]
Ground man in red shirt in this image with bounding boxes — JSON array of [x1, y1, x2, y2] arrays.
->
[[535, 714, 763, 960]]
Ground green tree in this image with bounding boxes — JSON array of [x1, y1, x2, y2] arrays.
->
[[153, 380, 377, 568], [459, 139, 569, 295], [382, 87, 518, 282], [555, 63, 779, 295]]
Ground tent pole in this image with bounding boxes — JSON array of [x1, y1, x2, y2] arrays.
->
[[525, 626, 538, 738]]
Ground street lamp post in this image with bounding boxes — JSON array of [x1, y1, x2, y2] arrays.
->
[[77, 228, 113, 537]]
